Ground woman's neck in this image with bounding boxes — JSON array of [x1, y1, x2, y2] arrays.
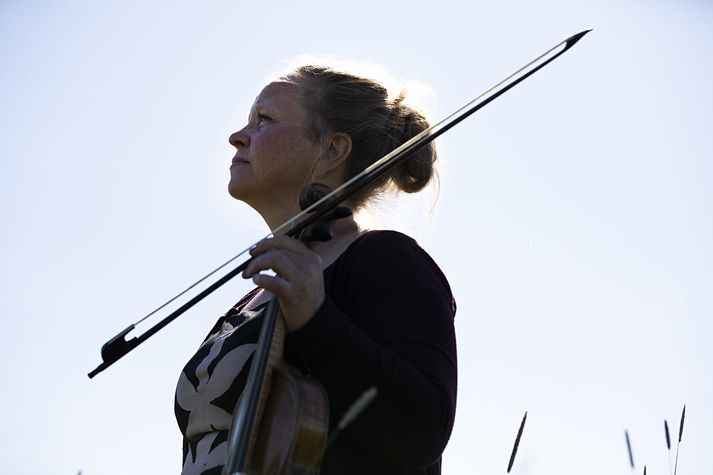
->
[[309, 216, 363, 269], [261, 205, 362, 269]]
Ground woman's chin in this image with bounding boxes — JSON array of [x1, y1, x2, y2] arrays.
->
[[227, 179, 248, 201], [228, 168, 252, 198]]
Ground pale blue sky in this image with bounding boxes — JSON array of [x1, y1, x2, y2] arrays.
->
[[1, 1, 711, 474]]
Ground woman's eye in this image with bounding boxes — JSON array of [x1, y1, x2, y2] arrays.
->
[[257, 113, 272, 125]]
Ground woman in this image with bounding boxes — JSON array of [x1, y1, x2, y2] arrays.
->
[[175, 64, 457, 475]]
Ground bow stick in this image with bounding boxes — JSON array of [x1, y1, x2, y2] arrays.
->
[[88, 29, 591, 379]]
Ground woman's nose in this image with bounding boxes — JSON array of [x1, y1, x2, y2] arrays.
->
[[229, 128, 249, 148]]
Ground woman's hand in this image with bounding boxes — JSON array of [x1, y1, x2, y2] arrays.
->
[[242, 236, 325, 332]]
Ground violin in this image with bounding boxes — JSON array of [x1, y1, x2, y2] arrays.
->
[[222, 184, 351, 475]]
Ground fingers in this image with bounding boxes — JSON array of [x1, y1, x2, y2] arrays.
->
[[244, 237, 321, 279], [241, 237, 320, 293], [249, 235, 310, 257], [243, 236, 325, 331], [243, 249, 301, 281], [241, 236, 325, 333], [250, 272, 291, 296]]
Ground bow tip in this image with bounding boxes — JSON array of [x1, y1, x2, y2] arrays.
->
[[568, 29, 592, 45]]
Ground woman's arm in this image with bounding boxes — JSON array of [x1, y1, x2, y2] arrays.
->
[[286, 231, 457, 469]]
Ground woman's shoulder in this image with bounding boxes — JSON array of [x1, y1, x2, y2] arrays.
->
[[331, 229, 420, 271], [332, 229, 452, 294], [345, 229, 422, 256]]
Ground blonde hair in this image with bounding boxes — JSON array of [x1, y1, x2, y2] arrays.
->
[[275, 62, 438, 208]]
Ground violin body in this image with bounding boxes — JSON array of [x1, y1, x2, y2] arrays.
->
[[224, 298, 331, 475], [250, 363, 329, 474]]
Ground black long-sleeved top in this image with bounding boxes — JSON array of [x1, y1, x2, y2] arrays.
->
[[175, 230, 457, 474]]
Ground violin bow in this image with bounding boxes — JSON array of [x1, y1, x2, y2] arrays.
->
[[88, 29, 591, 379]]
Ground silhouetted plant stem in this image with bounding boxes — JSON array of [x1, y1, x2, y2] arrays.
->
[[507, 411, 527, 473], [674, 404, 686, 475], [625, 429, 635, 470], [665, 419, 673, 475]]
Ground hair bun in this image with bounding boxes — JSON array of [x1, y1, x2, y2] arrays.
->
[[279, 65, 438, 207], [389, 93, 436, 194]]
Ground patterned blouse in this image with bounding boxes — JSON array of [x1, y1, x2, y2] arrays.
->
[[175, 290, 264, 475]]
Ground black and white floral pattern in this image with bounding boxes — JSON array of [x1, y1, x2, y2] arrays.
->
[[175, 305, 264, 475]]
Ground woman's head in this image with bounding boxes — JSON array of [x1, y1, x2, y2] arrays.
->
[[274, 64, 438, 208], [228, 62, 438, 220], [228, 82, 324, 215]]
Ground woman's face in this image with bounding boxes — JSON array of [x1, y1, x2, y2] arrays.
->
[[228, 82, 321, 211]]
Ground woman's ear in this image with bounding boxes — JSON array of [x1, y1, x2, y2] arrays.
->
[[316, 132, 352, 179]]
